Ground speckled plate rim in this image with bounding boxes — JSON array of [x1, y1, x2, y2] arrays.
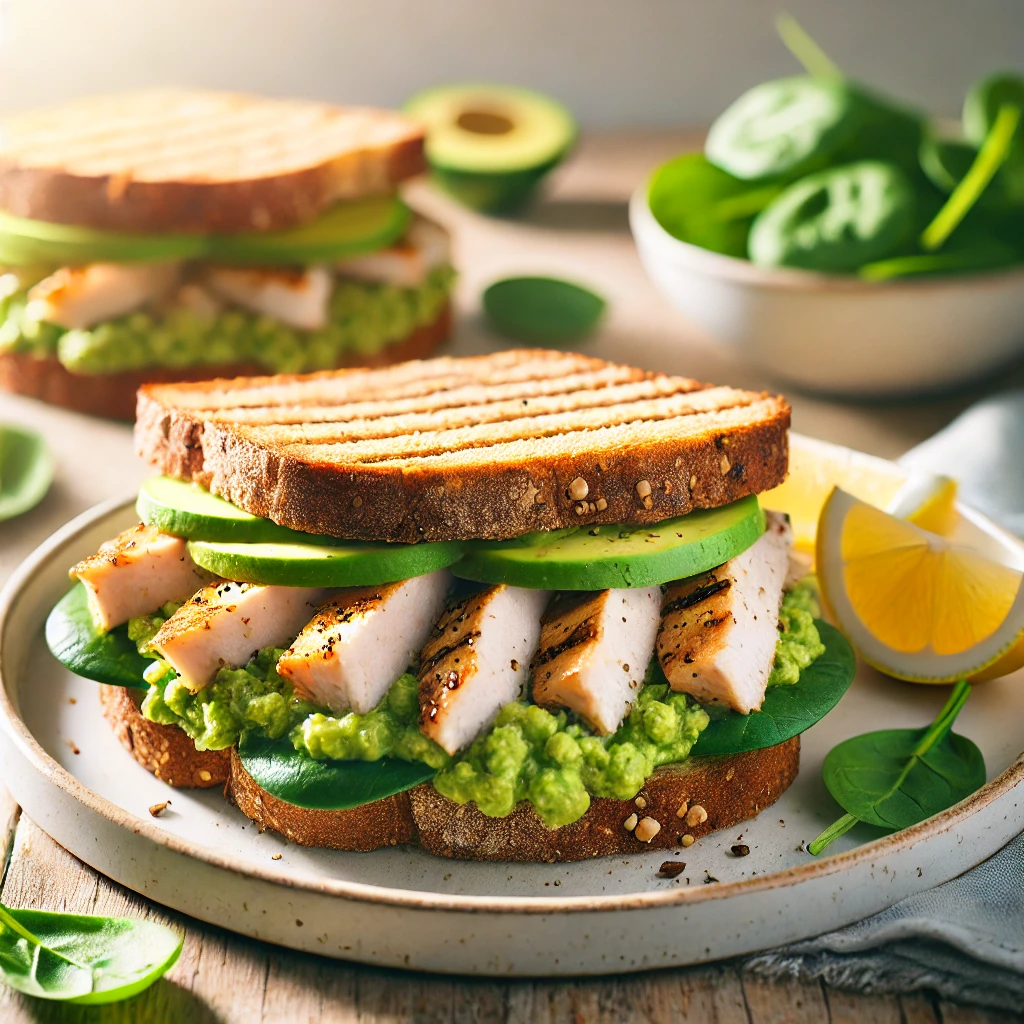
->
[[2, 493, 1022, 917]]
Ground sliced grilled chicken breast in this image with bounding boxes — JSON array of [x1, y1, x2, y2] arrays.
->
[[335, 216, 450, 288], [70, 523, 212, 631], [152, 581, 329, 691], [27, 262, 180, 329], [419, 585, 549, 756], [657, 511, 793, 714], [204, 265, 332, 330], [278, 570, 451, 714], [531, 586, 662, 735]]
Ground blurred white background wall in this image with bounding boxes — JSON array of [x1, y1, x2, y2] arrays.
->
[[0, 0, 1021, 125]]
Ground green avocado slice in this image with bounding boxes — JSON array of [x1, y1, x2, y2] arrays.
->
[[137, 476, 317, 544], [452, 496, 765, 591], [405, 83, 576, 212], [207, 196, 411, 264], [187, 536, 463, 588], [0, 211, 206, 266]]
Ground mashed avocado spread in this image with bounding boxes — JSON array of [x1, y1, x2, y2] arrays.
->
[[0, 266, 454, 375], [133, 583, 824, 829]]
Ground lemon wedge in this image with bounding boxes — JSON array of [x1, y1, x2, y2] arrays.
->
[[761, 434, 957, 552], [817, 487, 1024, 682]]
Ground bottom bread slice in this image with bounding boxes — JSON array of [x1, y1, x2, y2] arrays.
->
[[1, 303, 450, 421], [99, 684, 230, 789], [101, 686, 798, 861]]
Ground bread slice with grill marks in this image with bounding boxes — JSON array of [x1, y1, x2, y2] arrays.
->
[[136, 349, 790, 543], [0, 89, 425, 234]]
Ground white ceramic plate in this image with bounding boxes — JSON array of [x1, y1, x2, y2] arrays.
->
[[2, 490, 1023, 976]]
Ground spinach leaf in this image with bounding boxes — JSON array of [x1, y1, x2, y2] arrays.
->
[[0, 903, 181, 1004], [648, 153, 781, 257], [691, 621, 855, 756], [238, 731, 436, 810], [482, 277, 606, 345], [809, 680, 984, 855], [0, 423, 53, 522], [45, 583, 150, 688]]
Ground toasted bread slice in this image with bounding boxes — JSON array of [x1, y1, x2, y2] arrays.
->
[[1, 303, 449, 420], [136, 351, 790, 543], [99, 684, 229, 788], [227, 748, 417, 852], [100, 686, 797, 859], [0, 89, 425, 234]]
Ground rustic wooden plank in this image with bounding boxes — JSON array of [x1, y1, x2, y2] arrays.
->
[[0, 786, 18, 873], [741, 974, 831, 1023], [825, 987, 903, 1024], [937, 1001, 1022, 1024], [898, 994, 942, 1024]]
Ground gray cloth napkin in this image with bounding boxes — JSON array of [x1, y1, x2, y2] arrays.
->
[[743, 390, 1024, 1013]]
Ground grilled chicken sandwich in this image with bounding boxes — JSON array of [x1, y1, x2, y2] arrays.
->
[[0, 89, 454, 419], [47, 350, 853, 861]]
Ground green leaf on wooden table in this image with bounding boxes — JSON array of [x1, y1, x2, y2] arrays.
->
[[45, 583, 151, 688], [0, 903, 182, 1004], [482, 276, 606, 344], [238, 730, 437, 810], [0, 423, 53, 522], [691, 621, 855, 757], [809, 679, 985, 855]]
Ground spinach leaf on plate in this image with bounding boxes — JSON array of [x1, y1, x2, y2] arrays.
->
[[0, 903, 181, 1004], [691, 621, 855, 756], [238, 731, 437, 810], [0, 424, 53, 522], [45, 583, 150, 688], [809, 680, 985, 855]]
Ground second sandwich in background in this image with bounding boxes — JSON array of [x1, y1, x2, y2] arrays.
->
[[0, 89, 455, 419]]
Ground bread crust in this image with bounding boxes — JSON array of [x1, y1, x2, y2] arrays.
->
[[135, 353, 790, 543], [100, 686, 798, 858], [0, 90, 426, 233], [410, 739, 799, 862], [0, 304, 450, 420], [99, 684, 230, 789], [226, 749, 417, 852]]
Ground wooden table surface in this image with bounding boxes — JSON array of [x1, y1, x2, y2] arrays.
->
[[1, 133, 1022, 1023]]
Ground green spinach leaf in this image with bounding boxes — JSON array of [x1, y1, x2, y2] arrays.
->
[[0, 424, 53, 522], [648, 153, 780, 256], [691, 621, 855, 756], [0, 903, 182, 1004], [482, 276, 605, 345], [809, 680, 984, 855], [238, 731, 437, 810], [45, 583, 150, 688]]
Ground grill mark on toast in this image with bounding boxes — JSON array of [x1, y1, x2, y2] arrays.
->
[[186, 366, 667, 425], [269, 395, 766, 469], [242, 379, 722, 445], [144, 351, 607, 411]]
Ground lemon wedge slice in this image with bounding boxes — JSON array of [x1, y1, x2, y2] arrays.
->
[[817, 487, 1024, 682], [761, 434, 957, 552]]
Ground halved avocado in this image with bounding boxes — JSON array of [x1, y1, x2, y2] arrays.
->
[[405, 84, 576, 213], [0, 210, 206, 266]]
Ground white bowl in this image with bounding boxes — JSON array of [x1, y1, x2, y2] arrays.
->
[[629, 180, 1024, 397]]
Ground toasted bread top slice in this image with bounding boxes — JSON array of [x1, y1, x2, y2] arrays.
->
[[136, 350, 790, 543], [0, 89, 425, 234]]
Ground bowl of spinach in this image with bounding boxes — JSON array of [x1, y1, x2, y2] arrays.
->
[[630, 15, 1024, 397]]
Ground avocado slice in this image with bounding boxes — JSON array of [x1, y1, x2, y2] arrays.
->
[[452, 496, 765, 591], [405, 84, 576, 213], [207, 196, 411, 264], [0, 197, 410, 268], [187, 537, 463, 588], [137, 476, 314, 544], [0, 211, 206, 266]]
